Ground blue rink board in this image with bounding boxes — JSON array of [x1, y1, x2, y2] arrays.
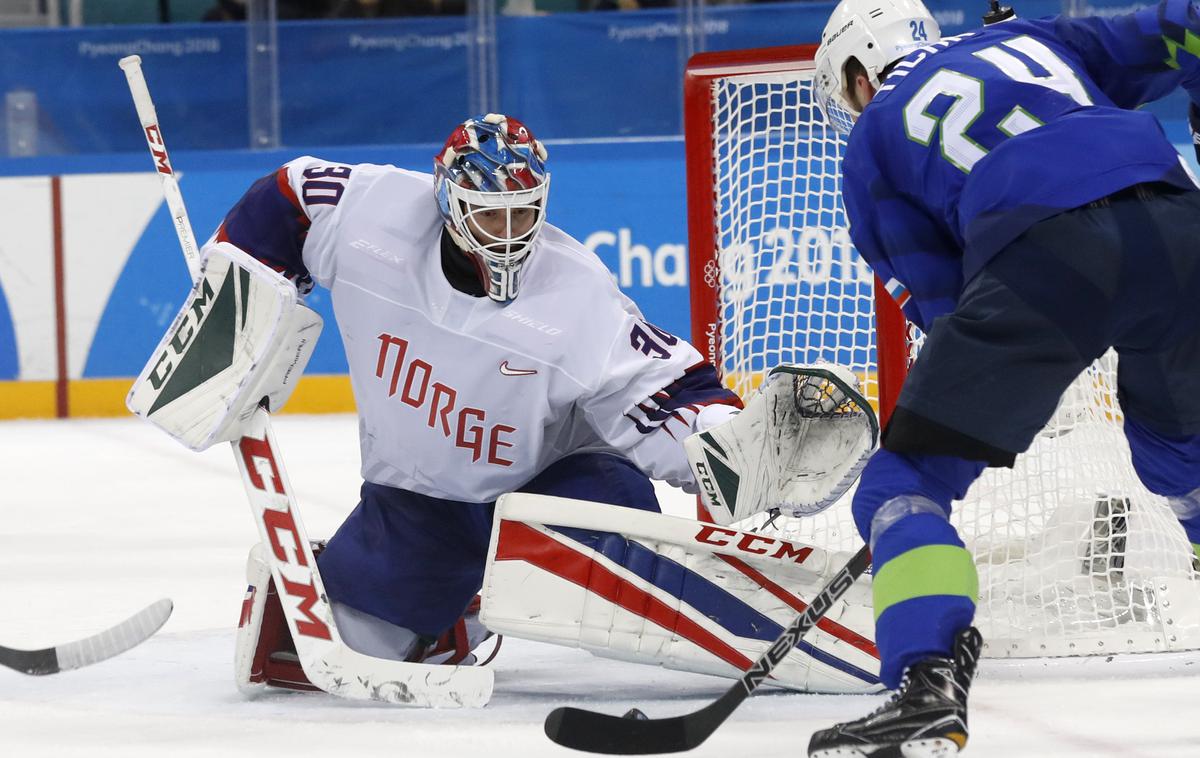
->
[[4, 126, 1197, 381], [0, 0, 1118, 155]]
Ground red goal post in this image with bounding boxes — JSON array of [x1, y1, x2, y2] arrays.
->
[[682, 45, 1200, 664]]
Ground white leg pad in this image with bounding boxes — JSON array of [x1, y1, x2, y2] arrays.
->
[[480, 493, 881, 694]]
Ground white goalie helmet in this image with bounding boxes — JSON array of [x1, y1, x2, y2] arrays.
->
[[814, 0, 940, 134]]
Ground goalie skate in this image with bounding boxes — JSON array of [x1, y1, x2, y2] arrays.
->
[[808, 627, 982, 758]]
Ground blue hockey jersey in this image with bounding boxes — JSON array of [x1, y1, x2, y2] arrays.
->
[[842, 0, 1200, 332]]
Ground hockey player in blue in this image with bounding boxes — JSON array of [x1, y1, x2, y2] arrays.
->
[[808, 0, 1200, 754]]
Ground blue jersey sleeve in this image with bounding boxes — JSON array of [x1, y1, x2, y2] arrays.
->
[[1052, 0, 1200, 108], [842, 137, 962, 333], [214, 167, 315, 294]]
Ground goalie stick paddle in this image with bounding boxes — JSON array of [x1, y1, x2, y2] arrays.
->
[[543, 545, 871, 754], [0, 598, 173, 676]]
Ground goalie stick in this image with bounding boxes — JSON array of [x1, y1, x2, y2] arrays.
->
[[118, 55, 493, 707], [0, 598, 173, 676], [543, 545, 871, 754]]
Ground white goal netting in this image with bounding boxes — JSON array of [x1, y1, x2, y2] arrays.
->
[[688, 58, 1200, 659]]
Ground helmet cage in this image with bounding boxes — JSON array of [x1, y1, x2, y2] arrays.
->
[[441, 179, 549, 302], [434, 113, 550, 302], [814, 50, 861, 137]]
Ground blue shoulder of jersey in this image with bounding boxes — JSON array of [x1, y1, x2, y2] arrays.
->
[[841, 4, 1199, 319]]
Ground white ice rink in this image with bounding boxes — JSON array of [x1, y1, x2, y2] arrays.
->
[[2, 414, 1197, 757]]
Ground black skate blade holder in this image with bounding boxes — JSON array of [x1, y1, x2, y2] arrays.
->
[[983, 0, 1016, 24]]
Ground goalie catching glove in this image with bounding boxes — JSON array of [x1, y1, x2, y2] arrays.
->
[[685, 364, 878, 525], [127, 242, 323, 451]]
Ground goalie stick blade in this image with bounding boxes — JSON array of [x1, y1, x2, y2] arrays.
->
[[545, 706, 692, 755], [304, 645, 495, 708], [0, 598, 173, 676]]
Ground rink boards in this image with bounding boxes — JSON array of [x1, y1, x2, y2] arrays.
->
[[2, 129, 1196, 417], [0, 136, 873, 417]]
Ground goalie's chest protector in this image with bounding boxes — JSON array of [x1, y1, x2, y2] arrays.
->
[[304, 167, 620, 502]]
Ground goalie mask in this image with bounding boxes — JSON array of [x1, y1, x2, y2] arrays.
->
[[434, 113, 550, 302], [814, 0, 940, 134]]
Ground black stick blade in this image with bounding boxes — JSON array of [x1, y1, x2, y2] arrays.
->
[[545, 690, 747, 756], [545, 706, 697, 755], [0, 645, 59, 675]]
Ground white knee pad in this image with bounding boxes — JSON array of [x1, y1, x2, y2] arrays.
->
[[330, 602, 422, 661]]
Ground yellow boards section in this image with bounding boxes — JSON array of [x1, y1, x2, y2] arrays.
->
[[0, 375, 356, 420]]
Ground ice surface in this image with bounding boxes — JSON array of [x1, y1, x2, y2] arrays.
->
[[1, 415, 1196, 756]]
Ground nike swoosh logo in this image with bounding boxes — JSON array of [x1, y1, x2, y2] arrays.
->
[[499, 361, 538, 377]]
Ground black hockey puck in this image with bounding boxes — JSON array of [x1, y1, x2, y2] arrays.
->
[[622, 707, 648, 720]]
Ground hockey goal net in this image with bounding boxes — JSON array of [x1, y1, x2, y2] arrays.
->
[[684, 45, 1200, 661]]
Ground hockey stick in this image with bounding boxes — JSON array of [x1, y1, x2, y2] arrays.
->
[[543, 544, 871, 754], [0, 598, 173, 676], [118, 55, 494, 707]]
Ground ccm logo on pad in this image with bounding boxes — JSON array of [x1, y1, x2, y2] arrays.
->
[[694, 524, 814, 564], [499, 361, 538, 376]]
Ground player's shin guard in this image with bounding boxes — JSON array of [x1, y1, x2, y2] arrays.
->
[[1126, 420, 1200, 560], [808, 626, 982, 758], [869, 506, 977, 688], [852, 450, 981, 687]]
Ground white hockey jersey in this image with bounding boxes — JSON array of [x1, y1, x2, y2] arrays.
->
[[207, 157, 740, 503]]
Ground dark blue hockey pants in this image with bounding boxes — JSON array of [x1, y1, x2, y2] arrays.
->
[[856, 185, 1200, 687], [317, 452, 659, 638]]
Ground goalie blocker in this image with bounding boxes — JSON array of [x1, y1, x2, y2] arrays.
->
[[480, 493, 881, 694], [127, 242, 323, 451]]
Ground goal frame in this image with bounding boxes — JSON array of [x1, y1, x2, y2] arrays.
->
[[681, 44, 1200, 666], [684, 45, 909, 427]]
